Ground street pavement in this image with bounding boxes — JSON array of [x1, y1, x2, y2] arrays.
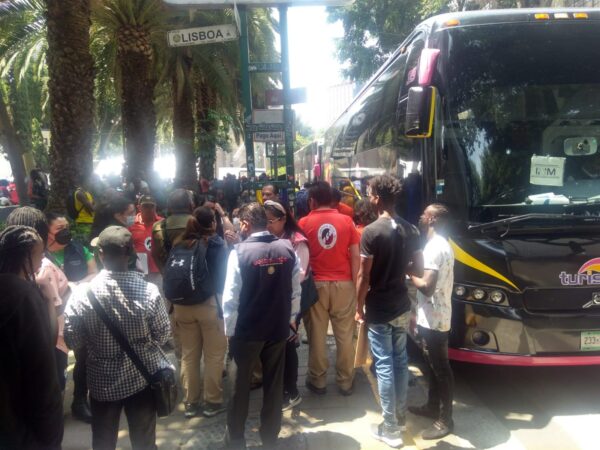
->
[[62, 327, 600, 450]]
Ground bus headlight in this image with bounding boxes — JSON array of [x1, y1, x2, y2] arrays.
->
[[472, 288, 487, 301], [489, 290, 505, 304], [454, 285, 467, 297]]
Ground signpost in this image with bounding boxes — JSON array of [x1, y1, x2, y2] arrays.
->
[[167, 24, 238, 47], [253, 131, 285, 143]]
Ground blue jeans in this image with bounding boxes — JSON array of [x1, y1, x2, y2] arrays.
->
[[368, 312, 410, 428]]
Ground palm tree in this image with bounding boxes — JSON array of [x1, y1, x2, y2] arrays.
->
[[45, 0, 95, 211], [93, 0, 165, 183]]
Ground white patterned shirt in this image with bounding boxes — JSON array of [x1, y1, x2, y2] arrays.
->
[[416, 234, 454, 332], [64, 270, 172, 401]]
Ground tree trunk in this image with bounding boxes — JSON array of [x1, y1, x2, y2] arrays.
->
[[0, 92, 29, 205], [195, 77, 217, 181], [118, 27, 156, 183], [45, 0, 95, 212], [173, 55, 197, 190]]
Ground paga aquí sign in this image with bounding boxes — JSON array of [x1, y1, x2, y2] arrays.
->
[[168, 24, 238, 47], [164, 0, 353, 7]]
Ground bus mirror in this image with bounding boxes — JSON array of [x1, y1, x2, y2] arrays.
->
[[405, 86, 436, 139]]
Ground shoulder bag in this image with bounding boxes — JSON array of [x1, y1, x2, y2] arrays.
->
[[87, 289, 177, 417]]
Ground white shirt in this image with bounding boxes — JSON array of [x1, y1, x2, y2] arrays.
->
[[416, 234, 454, 332]]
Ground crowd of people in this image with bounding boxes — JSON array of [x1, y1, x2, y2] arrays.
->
[[0, 173, 455, 450]]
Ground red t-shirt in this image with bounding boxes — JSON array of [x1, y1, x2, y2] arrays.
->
[[337, 202, 354, 219], [129, 213, 163, 274], [299, 208, 360, 281]]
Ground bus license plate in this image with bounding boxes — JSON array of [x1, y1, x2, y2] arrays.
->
[[581, 331, 600, 351]]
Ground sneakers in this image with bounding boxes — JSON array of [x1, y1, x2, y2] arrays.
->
[[305, 380, 327, 395], [202, 402, 226, 418], [184, 402, 200, 419], [422, 419, 454, 440], [282, 393, 302, 411], [371, 422, 403, 448], [408, 404, 438, 419]]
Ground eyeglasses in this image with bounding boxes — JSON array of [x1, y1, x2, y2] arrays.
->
[[267, 217, 283, 224]]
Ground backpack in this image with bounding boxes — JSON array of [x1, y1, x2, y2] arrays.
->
[[67, 188, 84, 220], [163, 240, 214, 305]]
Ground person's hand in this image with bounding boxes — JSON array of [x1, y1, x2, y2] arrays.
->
[[224, 230, 240, 245], [355, 308, 365, 323], [215, 203, 226, 217]]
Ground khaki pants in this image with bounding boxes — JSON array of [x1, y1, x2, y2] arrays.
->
[[303, 280, 356, 390], [174, 297, 227, 405]]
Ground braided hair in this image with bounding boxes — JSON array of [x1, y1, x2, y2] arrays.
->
[[6, 206, 49, 245], [0, 225, 42, 278]]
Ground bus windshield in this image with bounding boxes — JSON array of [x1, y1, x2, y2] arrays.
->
[[444, 22, 600, 210]]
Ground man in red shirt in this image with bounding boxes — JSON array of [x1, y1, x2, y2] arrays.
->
[[298, 181, 360, 396], [129, 195, 163, 284], [331, 188, 354, 219]]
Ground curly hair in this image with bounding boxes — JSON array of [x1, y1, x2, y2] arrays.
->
[[354, 199, 377, 226], [0, 225, 42, 277], [369, 175, 402, 207]]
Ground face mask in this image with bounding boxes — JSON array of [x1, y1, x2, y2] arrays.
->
[[125, 215, 135, 227], [54, 228, 72, 246]]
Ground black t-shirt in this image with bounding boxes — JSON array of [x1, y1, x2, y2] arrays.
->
[[360, 215, 421, 324]]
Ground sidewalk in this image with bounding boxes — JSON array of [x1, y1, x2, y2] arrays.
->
[[62, 328, 431, 450]]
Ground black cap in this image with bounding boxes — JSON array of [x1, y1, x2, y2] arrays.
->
[[138, 195, 156, 205]]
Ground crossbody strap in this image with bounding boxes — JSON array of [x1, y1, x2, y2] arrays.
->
[[86, 288, 153, 383]]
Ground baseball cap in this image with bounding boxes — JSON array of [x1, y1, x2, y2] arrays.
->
[[91, 226, 133, 251], [138, 195, 156, 205]]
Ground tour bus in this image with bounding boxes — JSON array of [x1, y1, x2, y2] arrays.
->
[[322, 8, 600, 365], [294, 139, 323, 186]]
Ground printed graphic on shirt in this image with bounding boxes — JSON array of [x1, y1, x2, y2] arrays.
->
[[317, 223, 337, 249], [144, 236, 152, 251], [268, 266, 275, 275]]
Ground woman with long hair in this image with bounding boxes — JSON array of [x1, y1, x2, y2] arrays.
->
[[171, 206, 228, 418], [90, 195, 136, 241], [263, 199, 309, 411]]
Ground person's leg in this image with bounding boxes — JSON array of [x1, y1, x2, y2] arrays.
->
[[367, 322, 397, 428], [303, 281, 331, 390], [329, 281, 357, 392], [90, 397, 122, 450], [198, 297, 227, 407], [72, 346, 92, 422], [258, 340, 286, 447], [390, 315, 410, 421], [283, 339, 299, 398], [418, 325, 441, 412], [423, 328, 454, 424], [226, 339, 263, 448], [174, 304, 203, 408], [123, 387, 157, 450]]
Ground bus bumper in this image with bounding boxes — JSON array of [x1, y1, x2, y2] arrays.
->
[[448, 348, 600, 366]]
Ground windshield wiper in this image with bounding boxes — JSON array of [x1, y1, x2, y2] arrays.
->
[[468, 213, 600, 233]]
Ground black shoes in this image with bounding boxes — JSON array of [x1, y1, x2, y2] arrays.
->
[[305, 380, 327, 395], [408, 404, 438, 419], [422, 419, 454, 440], [338, 385, 353, 397], [71, 398, 92, 424]]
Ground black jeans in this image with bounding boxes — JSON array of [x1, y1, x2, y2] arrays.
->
[[73, 346, 88, 400], [226, 338, 286, 449], [418, 326, 454, 424], [283, 339, 299, 398], [54, 348, 68, 391], [90, 386, 157, 450]]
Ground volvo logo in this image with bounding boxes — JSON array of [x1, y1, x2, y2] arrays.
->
[[582, 292, 600, 309]]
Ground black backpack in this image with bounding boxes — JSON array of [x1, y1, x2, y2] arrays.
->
[[67, 188, 84, 220], [163, 240, 214, 305]]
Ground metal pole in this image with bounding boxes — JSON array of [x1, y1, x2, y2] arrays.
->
[[239, 5, 256, 191], [279, 5, 295, 208]]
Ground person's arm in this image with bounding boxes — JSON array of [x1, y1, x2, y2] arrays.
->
[[76, 189, 94, 214], [148, 285, 171, 346], [350, 243, 360, 284], [295, 241, 309, 282], [222, 250, 242, 337], [63, 285, 86, 351], [215, 203, 235, 233], [290, 254, 301, 327], [151, 222, 167, 273], [355, 256, 373, 323], [406, 249, 425, 278], [410, 269, 438, 297]]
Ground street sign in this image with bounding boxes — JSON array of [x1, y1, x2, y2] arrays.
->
[[252, 109, 283, 124], [248, 62, 282, 73], [245, 123, 285, 132], [254, 131, 285, 143], [265, 87, 307, 106], [167, 24, 237, 47], [164, 1, 353, 6]]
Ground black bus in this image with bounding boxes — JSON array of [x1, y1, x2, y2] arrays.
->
[[321, 8, 600, 365]]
